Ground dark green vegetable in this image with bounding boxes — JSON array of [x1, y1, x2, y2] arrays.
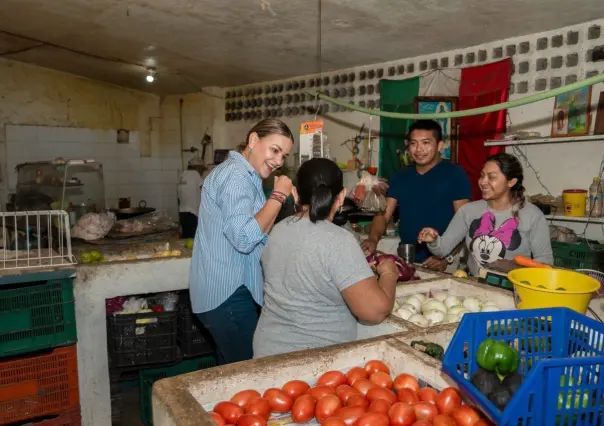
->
[[502, 371, 524, 396], [488, 388, 512, 411], [470, 368, 503, 397], [410, 340, 444, 360]]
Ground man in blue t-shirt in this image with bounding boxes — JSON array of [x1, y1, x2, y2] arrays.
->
[[362, 120, 471, 271]]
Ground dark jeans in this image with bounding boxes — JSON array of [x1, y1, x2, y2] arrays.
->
[[179, 212, 198, 239], [196, 286, 260, 365]]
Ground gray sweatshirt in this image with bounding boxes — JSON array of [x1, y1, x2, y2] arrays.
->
[[428, 200, 553, 276]]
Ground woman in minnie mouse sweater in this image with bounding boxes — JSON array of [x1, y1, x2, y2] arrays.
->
[[418, 153, 553, 277]]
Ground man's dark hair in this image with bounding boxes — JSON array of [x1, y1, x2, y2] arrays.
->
[[407, 119, 443, 142]]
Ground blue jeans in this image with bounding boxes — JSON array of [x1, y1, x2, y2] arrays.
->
[[196, 286, 260, 365]]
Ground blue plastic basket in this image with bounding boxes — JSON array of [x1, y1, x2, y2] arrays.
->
[[442, 308, 604, 426]]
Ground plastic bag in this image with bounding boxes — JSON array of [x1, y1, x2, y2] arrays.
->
[[112, 211, 179, 234], [71, 212, 115, 240], [366, 251, 420, 282], [350, 171, 389, 212]]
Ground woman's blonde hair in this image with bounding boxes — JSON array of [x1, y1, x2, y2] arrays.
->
[[245, 118, 294, 147]]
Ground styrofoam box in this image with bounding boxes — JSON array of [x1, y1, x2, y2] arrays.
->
[[152, 337, 456, 426], [356, 317, 410, 340], [393, 324, 458, 368], [389, 277, 516, 328]]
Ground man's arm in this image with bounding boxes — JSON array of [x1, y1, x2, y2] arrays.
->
[[368, 197, 397, 243]]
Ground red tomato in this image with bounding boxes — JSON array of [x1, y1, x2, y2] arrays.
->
[[346, 394, 369, 409], [356, 411, 390, 426], [473, 419, 494, 426], [432, 414, 457, 426], [369, 372, 393, 389], [236, 414, 266, 426], [262, 388, 293, 413], [393, 374, 420, 393], [214, 401, 244, 424], [417, 388, 438, 404], [451, 406, 481, 426], [411, 402, 438, 421], [366, 387, 397, 405], [291, 394, 317, 423], [231, 390, 262, 408], [335, 385, 360, 404], [397, 389, 419, 404], [411, 421, 432, 426], [318, 371, 348, 388], [352, 378, 377, 396], [435, 388, 462, 415], [346, 367, 368, 385], [368, 399, 391, 414], [282, 380, 310, 399], [244, 397, 271, 421], [308, 386, 337, 399], [316, 394, 343, 423], [364, 360, 390, 375], [323, 417, 347, 426], [336, 406, 367, 426], [209, 412, 226, 426], [388, 402, 416, 426]]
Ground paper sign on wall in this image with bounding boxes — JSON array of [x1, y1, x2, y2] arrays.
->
[[299, 120, 324, 165]]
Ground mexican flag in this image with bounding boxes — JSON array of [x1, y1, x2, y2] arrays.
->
[[379, 59, 511, 199], [379, 70, 461, 180]]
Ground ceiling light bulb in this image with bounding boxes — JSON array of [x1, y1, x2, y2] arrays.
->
[[146, 74, 155, 83]]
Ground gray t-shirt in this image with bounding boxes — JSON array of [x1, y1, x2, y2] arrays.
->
[[253, 217, 374, 358], [429, 200, 553, 276]]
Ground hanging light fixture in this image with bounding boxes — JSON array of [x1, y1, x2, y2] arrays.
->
[[145, 68, 157, 83]]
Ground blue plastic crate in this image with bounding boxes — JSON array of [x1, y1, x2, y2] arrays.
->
[[442, 308, 604, 426]]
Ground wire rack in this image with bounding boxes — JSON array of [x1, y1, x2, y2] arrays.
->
[[0, 210, 77, 271]]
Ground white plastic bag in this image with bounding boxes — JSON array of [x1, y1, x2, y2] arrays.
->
[[350, 172, 389, 212], [71, 212, 115, 240]]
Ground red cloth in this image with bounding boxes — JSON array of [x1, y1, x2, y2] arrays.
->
[[458, 59, 511, 200]]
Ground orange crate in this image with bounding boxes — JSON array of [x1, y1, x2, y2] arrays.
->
[[26, 409, 81, 426], [0, 346, 79, 425]]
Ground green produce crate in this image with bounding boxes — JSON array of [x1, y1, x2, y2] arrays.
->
[[139, 355, 216, 426], [551, 240, 604, 270], [0, 277, 77, 357]]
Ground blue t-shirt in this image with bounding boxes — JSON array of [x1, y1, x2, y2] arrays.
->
[[387, 161, 471, 262]]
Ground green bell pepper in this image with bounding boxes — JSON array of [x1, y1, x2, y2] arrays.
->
[[410, 340, 445, 360], [476, 338, 519, 376]]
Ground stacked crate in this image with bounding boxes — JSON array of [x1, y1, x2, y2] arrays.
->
[[0, 270, 80, 425]]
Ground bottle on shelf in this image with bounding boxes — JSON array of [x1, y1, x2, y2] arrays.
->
[[588, 177, 603, 217]]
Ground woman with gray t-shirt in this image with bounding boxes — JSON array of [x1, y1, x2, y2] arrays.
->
[[253, 158, 398, 358], [418, 153, 553, 277]]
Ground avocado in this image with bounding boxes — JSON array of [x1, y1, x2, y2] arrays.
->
[[471, 368, 503, 397], [502, 372, 524, 396], [489, 388, 512, 411]]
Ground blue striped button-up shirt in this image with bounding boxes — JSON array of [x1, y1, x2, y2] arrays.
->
[[189, 151, 268, 313]]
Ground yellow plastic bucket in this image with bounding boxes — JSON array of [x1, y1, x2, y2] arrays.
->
[[562, 189, 587, 217], [508, 267, 601, 314]]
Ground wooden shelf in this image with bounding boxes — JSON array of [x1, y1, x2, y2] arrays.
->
[[484, 134, 604, 146], [545, 214, 604, 224]]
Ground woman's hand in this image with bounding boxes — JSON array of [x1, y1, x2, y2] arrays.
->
[[274, 175, 293, 196], [418, 227, 439, 244], [377, 258, 398, 279]]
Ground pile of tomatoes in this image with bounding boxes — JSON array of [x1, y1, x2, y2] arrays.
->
[[209, 360, 491, 426]]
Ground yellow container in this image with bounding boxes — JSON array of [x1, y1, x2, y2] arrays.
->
[[562, 189, 587, 217], [508, 267, 601, 314]]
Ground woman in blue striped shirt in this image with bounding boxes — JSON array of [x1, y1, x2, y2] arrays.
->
[[189, 119, 294, 365]]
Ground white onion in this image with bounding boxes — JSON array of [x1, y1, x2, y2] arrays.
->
[[447, 305, 465, 316], [463, 297, 481, 313], [422, 299, 447, 314], [395, 307, 415, 320], [481, 301, 497, 308], [444, 295, 462, 309], [432, 291, 448, 302], [413, 293, 426, 302], [424, 309, 445, 325], [392, 299, 402, 312], [444, 314, 459, 324], [405, 296, 422, 312], [456, 309, 470, 318], [401, 303, 419, 314], [480, 305, 500, 312], [409, 314, 429, 327]]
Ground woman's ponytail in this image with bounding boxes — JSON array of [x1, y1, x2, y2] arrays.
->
[[309, 183, 334, 223]]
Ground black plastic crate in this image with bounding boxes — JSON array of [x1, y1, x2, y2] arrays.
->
[[107, 311, 178, 368], [177, 304, 215, 357]]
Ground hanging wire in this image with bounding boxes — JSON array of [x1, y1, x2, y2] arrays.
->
[[313, 0, 323, 120]]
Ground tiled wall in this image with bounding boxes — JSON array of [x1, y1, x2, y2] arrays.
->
[[6, 124, 181, 217]]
